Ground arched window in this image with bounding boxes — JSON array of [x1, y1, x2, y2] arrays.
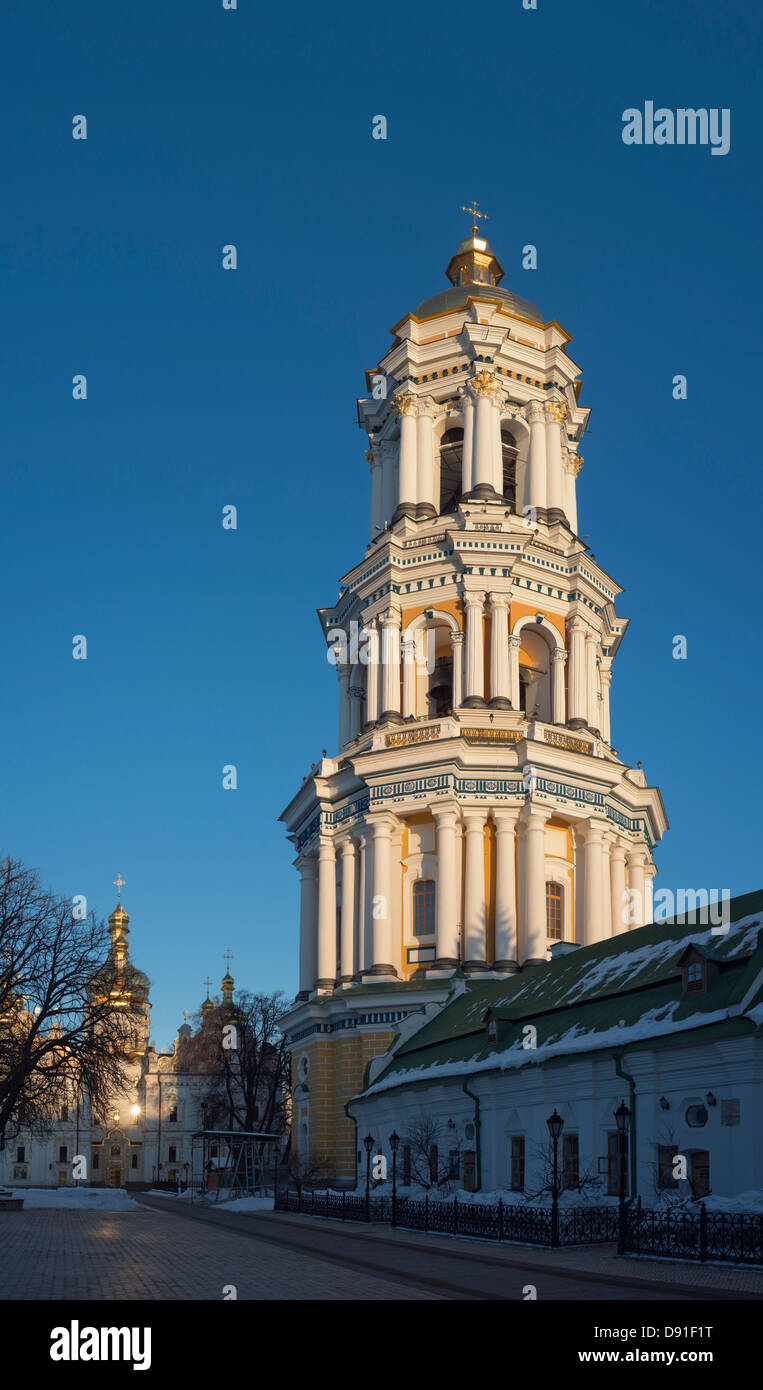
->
[[518, 626, 552, 721], [413, 880, 436, 936], [501, 426, 517, 508], [439, 429, 463, 514], [546, 882, 563, 940]]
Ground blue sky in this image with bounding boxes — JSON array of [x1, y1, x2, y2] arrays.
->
[[0, 1, 760, 1046]]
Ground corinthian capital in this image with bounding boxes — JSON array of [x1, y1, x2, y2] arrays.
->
[[547, 399, 568, 424], [392, 392, 414, 417], [525, 399, 546, 424], [471, 368, 498, 397]]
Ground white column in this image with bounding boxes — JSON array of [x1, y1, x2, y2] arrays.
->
[[338, 838, 357, 982], [461, 396, 475, 496], [545, 402, 565, 516], [356, 830, 369, 975], [451, 630, 465, 708], [364, 618, 380, 726], [521, 805, 548, 964], [367, 815, 396, 975], [489, 594, 510, 707], [337, 665, 351, 749], [297, 856, 318, 997], [401, 633, 416, 718], [567, 618, 587, 725], [463, 812, 487, 969], [368, 448, 383, 537], [508, 633, 521, 710], [626, 847, 648, 928], [551, 647, 566, 724], [380, 441, 397, 529], [380, 611, 401, 721], [599, 665, 612, 743], [564, 456, 579, 533], [463, 593, 485, 705], [492, 401, 504, 495], [316, 838, 337, 989], [610, 839, 628, 935], [416, 406, 436, 516], [433, 806, 460, 966], [583, 819, 605, 946], [395, 395, 417, 517], [600, 832, 613, 938], [526, 400, 547, 513], [348, 683, 363, 740], [645, 861, 656, 925], [472, 388, 495, 493], [585, 631, 600, 732], [493, 811, 518, 970]]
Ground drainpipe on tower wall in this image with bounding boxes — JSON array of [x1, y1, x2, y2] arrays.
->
[[344, 1101, 359, 1192]]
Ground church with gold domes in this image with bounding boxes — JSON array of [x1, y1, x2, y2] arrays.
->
[[279, 211, 669, 1179], [0, 884, 252, 1190]]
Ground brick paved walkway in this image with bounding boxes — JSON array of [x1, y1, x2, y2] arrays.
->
[[0, 1207, 443, 1301]]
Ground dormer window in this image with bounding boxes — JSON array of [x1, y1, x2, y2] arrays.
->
[[486, 1016, 497, 1044], [686, 961, 704, 993]]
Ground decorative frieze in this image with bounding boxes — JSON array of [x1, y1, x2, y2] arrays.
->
[[544, 728, 593, 755], [385, 724, 441, 747], [462, 727, 522, 745]]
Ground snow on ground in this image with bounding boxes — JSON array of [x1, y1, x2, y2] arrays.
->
[[2, 1187, 139, 1210], [304, 1184, 763, 1215]]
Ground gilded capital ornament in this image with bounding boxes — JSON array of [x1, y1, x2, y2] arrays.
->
[[548, 399, 568, 424], [392, 393, 413, 417], [472, 369, 497, 397], [574, 455, 583, 475]]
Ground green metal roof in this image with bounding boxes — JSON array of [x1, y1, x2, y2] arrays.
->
[[357, 889, 763, 1099]]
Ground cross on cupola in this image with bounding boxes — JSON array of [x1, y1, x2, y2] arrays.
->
[[447, 203, 503, 289]]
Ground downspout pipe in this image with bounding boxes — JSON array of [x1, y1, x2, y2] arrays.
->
[[614, 1050, 637, 1203], [344, 1101, 359, 1192], [462, 1077, 482, 1190]]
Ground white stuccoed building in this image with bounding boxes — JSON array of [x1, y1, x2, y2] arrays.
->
[[349, 890, 763, 1205], [278, 214, 669, 1179]]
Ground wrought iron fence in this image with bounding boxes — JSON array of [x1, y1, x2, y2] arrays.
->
[[626, 1200, 763, 1265], [274, 1189, 617, 1245]]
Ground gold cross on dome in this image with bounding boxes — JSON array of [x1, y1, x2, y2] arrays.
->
[[203, 977, 213, 997], [460, 200, 489, 233], [113, 873, 126, 903], [223, 949, 234, 970]]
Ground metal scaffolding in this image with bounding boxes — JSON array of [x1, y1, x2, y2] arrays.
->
[[190, 1130, 281, 1201]]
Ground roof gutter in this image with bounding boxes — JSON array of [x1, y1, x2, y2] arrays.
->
[[462, 1077, 482, 1191], [614, 1050, 637, 1203]]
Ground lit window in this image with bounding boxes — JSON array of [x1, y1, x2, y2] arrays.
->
[[168, 1104, 178, 1123], [546, 882, 563, 940], [413, 880, 435, 937]]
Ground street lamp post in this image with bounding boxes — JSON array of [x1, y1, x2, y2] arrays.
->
[[615, 1099, 632, 1255], [363, 1133, 374, 1222], [389, 1130, 400, 1227], [546, 1109, 565, 1247]]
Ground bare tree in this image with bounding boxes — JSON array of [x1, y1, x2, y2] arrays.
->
[[0, 855, 142, 1149], [186, 990, 289, 1137], [403, 1113, 461, 1191], [288, 1148, 330, 1197], [522, 1136, 603, 1203]]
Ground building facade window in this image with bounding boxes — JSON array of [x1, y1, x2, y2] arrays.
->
[[429, 1143, 439, 1185], [92, 1153, 99, 1170], [658, 1144, 679, 1189], [438, 429, 463, 514], [131, 1153, 138, 1170], [686, 1105, 708, 1128], [607, 1132, 628, 1196], [61, 1105, 68, 1122], [58, 1146, 68, 1163], [501, 426, 517, 508], [168, 1145, 177, 1162], [546, 882, 563, 940], [413, 880, 436, 937], [510, 1136, 525, 1191], [168, 1104, 178, 1123], [402, 1145, 411, 1186], [561, 1134, 579, 1189], [689, 1150, 711, 1198], [16, 1146, 25, 1163]]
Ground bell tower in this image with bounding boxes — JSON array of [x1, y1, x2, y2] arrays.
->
[[279, 214, 668, 1178]]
